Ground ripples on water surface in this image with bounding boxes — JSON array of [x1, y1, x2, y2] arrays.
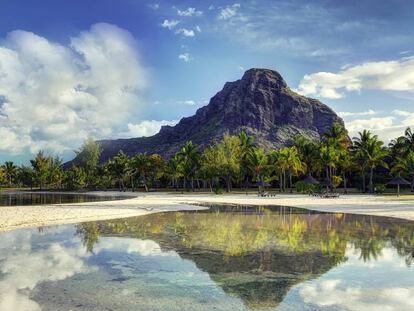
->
[[0, 204, 414, 311]]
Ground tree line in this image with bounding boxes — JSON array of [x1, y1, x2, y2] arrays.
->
[[1, 125, 414, 193]]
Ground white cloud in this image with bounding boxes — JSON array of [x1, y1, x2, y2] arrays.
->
[[176, 28, 195, 37], [178, 53, 191, 62], [338, 109, 378, 117], [122, 119, 178, 137], [176, 7, 203, 17], [94, 237, 178, 257], [0, 23, 147, 155], [300, 280, 414, 311], [218, 3, 241, 20], [183, 100, 196, 106], [0, 230, 93, 311], [195, 25, 202, 33], [148, 3, 159, 10], [345, 112, 414, 142], [161, 19, 180, 30], [297, 56, 414, 99]]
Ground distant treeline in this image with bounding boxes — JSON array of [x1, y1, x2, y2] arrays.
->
[[1, 124, 414, 193]]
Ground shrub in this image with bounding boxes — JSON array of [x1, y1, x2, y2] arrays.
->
[[213, 186, 224, 195], [295, 181, 316, 194], [374, 184, 386, 194]]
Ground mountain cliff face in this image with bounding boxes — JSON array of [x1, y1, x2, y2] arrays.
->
[[93, 68, 344, 161]]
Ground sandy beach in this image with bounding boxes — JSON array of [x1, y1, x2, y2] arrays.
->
[[2, 191, 414, 232]]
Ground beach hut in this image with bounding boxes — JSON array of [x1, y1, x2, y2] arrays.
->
[[387, 176, 411, 197]]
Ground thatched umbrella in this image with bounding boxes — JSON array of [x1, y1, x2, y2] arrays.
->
[[320, 177, 334, 192], [301, 174, 319, 185], [255, 181, 271, 195], [387, 175, 411, 197], [242, 180, 254, 195], [255, 181, 271, 187]]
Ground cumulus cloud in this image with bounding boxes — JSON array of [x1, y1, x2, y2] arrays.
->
[[176, 28, 195, 37], [338, 109, 378, 117], [0, 230, 93, 311], [161, 19, 179, 30], [122, 119, 178, 137], [218, 3, 241, 20], [176, 7, 203, 17], [297, 56, 414, 99], [0, 23, 147, 155], [300, 279, 414, 311], [94, 237, 178, 257], [178, 53, 191, 62], [345, 110, 414, 142]]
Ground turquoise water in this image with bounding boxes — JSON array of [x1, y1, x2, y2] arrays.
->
[[0, 205, 414, 310]]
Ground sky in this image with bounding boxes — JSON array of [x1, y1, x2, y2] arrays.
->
[[0, 0, 413, 163]]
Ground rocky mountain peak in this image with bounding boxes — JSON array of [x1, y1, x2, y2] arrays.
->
[[67, 68, 344, 163]]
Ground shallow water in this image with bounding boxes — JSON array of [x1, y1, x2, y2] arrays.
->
[[0, 192, 127, 206], [0, 204, 414, 311]]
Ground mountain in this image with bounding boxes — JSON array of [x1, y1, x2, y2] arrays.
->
[[82, 68, 344, 162]]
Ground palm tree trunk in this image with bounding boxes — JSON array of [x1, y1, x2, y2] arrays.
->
[[279, 173, 282, 192], [411, 175, 414, 192], [226, 175, 231, 192], [362, 171, 366, 193], [343, 172, 347, 194], [283, 171, 286, 192], [289, 170, 293, 193], [369, 166, 374, 193]]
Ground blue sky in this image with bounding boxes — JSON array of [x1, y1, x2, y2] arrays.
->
[[0, 0, 413, 163]]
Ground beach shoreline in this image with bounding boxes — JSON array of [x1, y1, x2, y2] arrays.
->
[[2, 191, 414, 232]]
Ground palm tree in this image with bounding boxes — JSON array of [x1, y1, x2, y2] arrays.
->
[[393, 151, 414, 192], [247, 148, 268, 193], [2, 161, 17, 187], [107, 151, 129, 191], [323, 123, 351, 150], [30, 151, 50, 190], [294, 136, 320, 176], [319, 146, 339, 179], [238, 131, 255, 187], [48, 156, 63, 189], [167, 155, 183, 191], [177, 141, 200, 191], [17, 165, 34, 189], [129, 153, 150, 191], [278, 147, 305, 193], [339, 150, 354, 194], [365, 137, 389, 193], [353, 130, 373, 192], [402, 127, 414, 153]]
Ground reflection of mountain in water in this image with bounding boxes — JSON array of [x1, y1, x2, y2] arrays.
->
[[75, 205, 414, 309]]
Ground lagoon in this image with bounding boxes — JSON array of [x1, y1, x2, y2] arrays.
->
[[1, 204, 413, 310], [0, 192, 128, 206]]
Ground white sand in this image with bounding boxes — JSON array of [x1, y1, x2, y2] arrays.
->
[[2, 191, 414, 232]]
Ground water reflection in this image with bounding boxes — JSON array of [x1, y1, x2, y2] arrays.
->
[[0, 192, 127, 206], [1, 205, 414, 310]]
